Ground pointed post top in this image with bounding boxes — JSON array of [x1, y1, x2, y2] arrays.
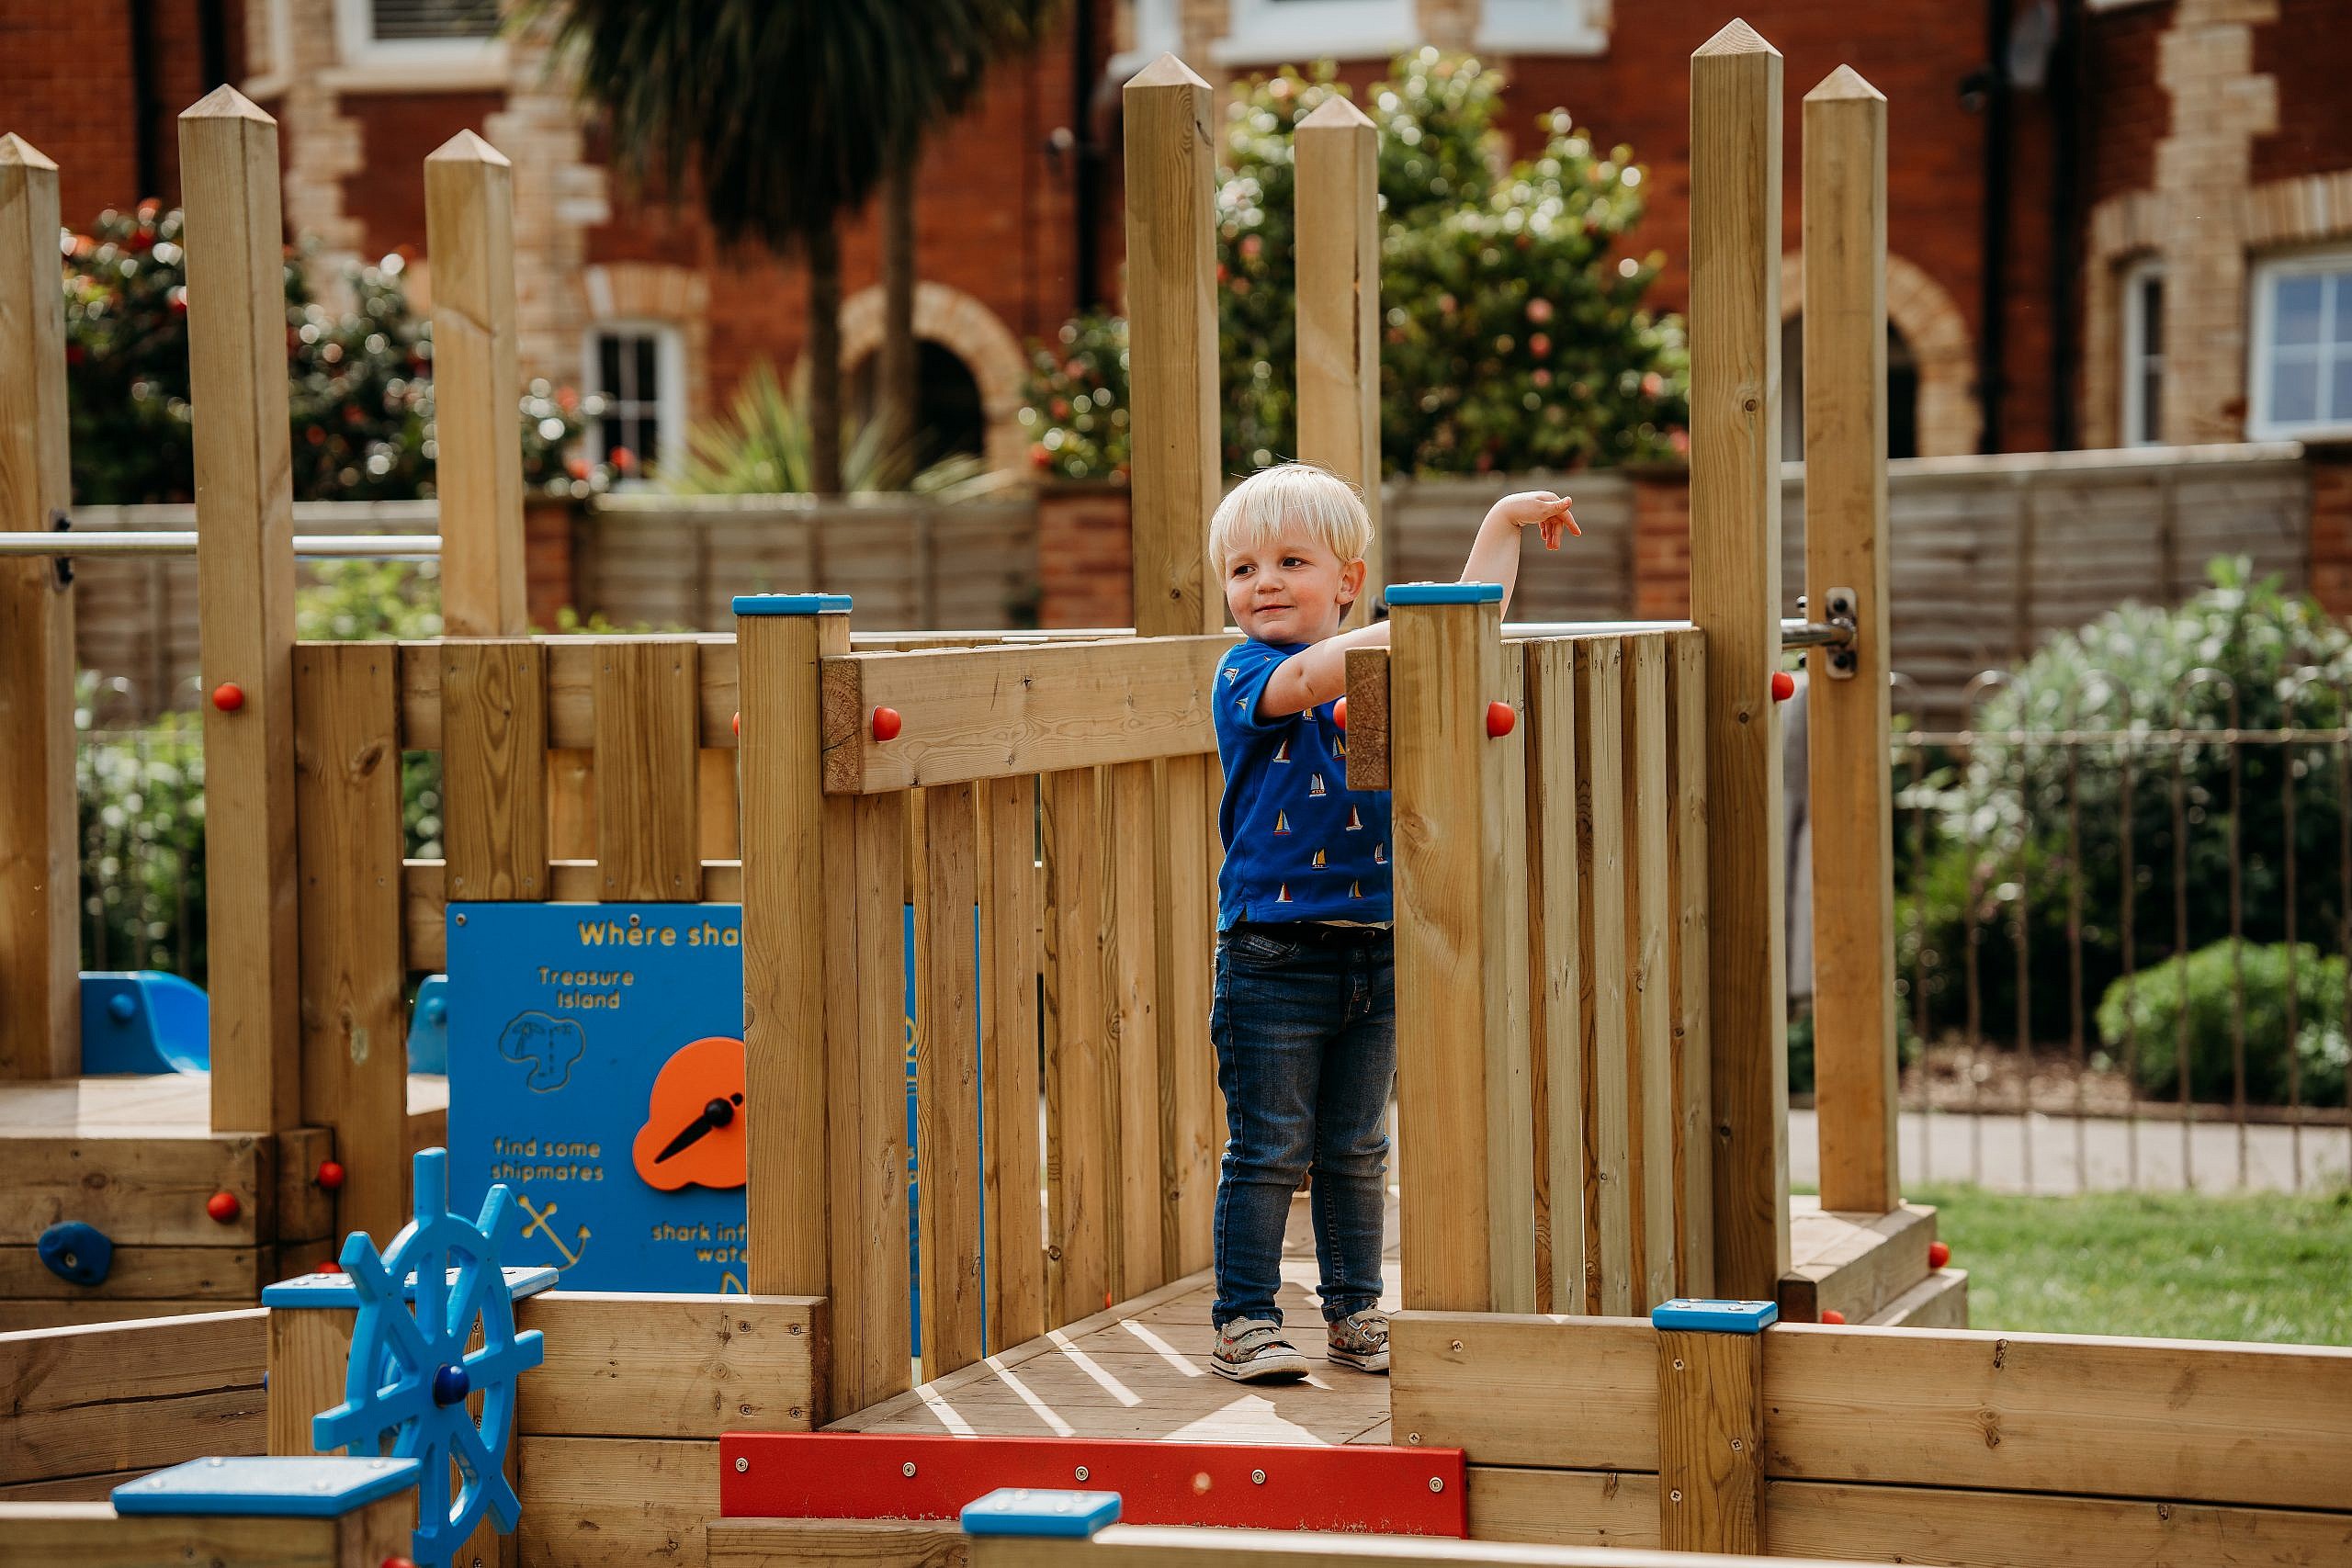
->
[[0, 133, 58, 172], [1805, 63, 1884, 103], [1693, 17, 1779, 58], [1125, 52, 1212, 92], [180, 84, 275, 124], [1299, 96, 1376, 130], [427, 128, 511, 169]]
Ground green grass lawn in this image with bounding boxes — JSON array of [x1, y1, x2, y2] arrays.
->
[[1906, 1183, 2352, 1346]]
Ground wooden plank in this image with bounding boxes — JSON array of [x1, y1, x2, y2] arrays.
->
[[978, 774, 1046, 1352], [976, 1525, 1877, 1568], [399, 636, 743, 752], [1104, 761, 1163, 1302], [1574, 639, 1631, 1316], [1663, 632, 1714, 1296], [0, 1498, 409, 1568], [737, 609, 848, 1303], [1522, 641, 1583, 1316], [0, 1471, 150, 1503], [515, 1292, 825, 1439], [818, 637, 1227, 795], [266, 1303, 352, 1455], [549, 746, 596, 858], [1294, 96, 1385, 628], [1688, 19, 1791, 1297], [424, 130, 527, 637], [0, 1307, 266, 1483], [699, 746, 741, 861], [292, 644, 409, 1250], [1468, 1466, 1660, 1551], [1491, 646, 1536, 1314], [1657, 1326, 1763, 1553], [1154, 753, 1217, 1281], [1043, 770, 1112, 1326], [1776, 1201, 1934, 1324], [836, 791, 912, 1416], [518, 1435, 715, 1568], [0, 1133, 267, 1246], [1390, 1311, 1658, 1471], [1621, 636, 1676, 1308], [1804, 68, 1901, 1216], [1122, 56, 1223, 639], [1761, 1324, 2352, 1512], [0, 136, 76, 1080], [1868, 1267, 1968, 1329], [1342, 646, 1390, 791], [1390, 599, 1510, 1314], [917, 784, 986, 1380], [438, 639, 549, 901], [593, 637, 703, 899], [1768, 1478, 2352, 1568], [182, 89, 302, 1134], [0, 1244, 259, 1302], [707, 1519, 968, 1567]]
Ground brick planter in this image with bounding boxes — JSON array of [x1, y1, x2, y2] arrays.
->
[[1035, 480, 1134, 630]]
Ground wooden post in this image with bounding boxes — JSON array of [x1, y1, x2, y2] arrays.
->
[[1295, 96, 1385, 627], [1687, 21, 1790, 1295], [266, 1302, 355, 1455], [1657, 1314, 1768, 1553], [1804, 68, 1901, 1216], [1123, 55, 1222, 639], [1389, 585, 1525, 1312], [424, 130, 527, 637], [0, 135, 77, 1079], [181, 89, 303, 1134]]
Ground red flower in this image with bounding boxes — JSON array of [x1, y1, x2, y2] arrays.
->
[[1532, 369, 1553, 388], [126, 230, 154, 254], [1030, 444, 1054, 469], [557, 388, 579, 412], [1641, 372, 1663, 397], [1526, 298, 1554, 323], [65, 344, 85, 367], [566, 457, 588, 480], [610, 446, 636, 473], [1529, 333, 1551, 357], [1051, 398, 1070, 419], [1240, 235, 1263, 261]]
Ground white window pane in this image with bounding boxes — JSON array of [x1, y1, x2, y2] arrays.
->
[[2276, 276, 2324, 347], [372, 0, 496, 39], [2332, 355, 2352, 424], [2334, 274, 2352, 344], [2273, 354, 2320, 424]]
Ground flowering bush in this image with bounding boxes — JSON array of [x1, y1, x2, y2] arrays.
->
[[1018, 51, 1687, 481], [62, 201, 612, 504]]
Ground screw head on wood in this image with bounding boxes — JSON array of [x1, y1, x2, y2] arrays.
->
[[735, 1457, 749, 1473], [1670, 1489, 1683, 1504], [1074, 1465, 1089, 1482], [210, 682, 245, 713], [1428, 1477, 1444, 1494], [903, 1461, 918, 1478], [1251, 1469, 1266, 1485]]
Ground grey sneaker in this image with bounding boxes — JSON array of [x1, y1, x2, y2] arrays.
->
[[1327, 1310, 1389, 1373], [1210, 1317, 1311, 1382]]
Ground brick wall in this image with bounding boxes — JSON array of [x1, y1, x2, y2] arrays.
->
[[2307, 440, 2352, 619], [1036, 483, 1135, 628], [2084, 1, 2171, 210], [2250, 0, 2352, 186], [342, 92, 504, 262]]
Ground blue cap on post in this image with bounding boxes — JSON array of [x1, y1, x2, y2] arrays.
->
[[732, 593, 853, 616], [959, 1487, 1123, 1538], [1385, 581, 1503, 606], [1650, 1298, 1780, 1334]]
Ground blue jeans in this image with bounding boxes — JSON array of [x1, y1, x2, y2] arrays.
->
[[1209, 922, 1396, 1329]]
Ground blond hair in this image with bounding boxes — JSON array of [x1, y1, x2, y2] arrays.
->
[[1207, 462, 1374, 573]]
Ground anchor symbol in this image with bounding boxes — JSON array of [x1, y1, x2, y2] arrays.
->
[[517, 1193, 591, 1269]]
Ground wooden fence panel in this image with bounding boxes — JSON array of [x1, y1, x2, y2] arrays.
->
[[917, 783, 985, 1381], [592, 638, 701, 900], [1664, 631, 1715, 1295], [1155, 753, 1218, 1281], [438, 639, 548, 901], [1621, 635, 1677, 1308], [1043, 767, 1112, 1326], [978, 773, 1046, 1350], [1522, 640, 1584, 1315], [1573, 637, 1631, 1315], [1105, 761, 1165, 1303]]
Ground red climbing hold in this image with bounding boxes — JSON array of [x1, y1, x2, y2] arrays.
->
[[872, 706, 903, 742], [1928, 1240, 1951, 1269], [316, 1160, 346, 1190], [206, 1190, 241, 1224], [731, 711, 741, 737], [318, 1260, 345, 1274], [1333, 697, 1348, 731], [1486, 700, 1516, 739], [382, 1556, 419, 1568], [1819, 1309, 1846, 1325], [211, 682, 245, 713], [1770, 671, 1796, 703]]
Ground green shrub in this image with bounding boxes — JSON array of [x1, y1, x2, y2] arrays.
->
[[77, 689, 207, 979], [2096, 941, 2350, 1109]]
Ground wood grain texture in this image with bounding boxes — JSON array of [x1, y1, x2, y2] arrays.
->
[[1491, 646, 1536, 1314], [1342, 646, 1390, 790], [736, 610, 847, 1301], [1574, 638, 1630, 1316], [1777, 1201, 1934, 1324], [399, 635, 741, 751], [917, 784, 986, 1380], [0, 136, 76, 1079], [1522, 641, 1584, 1316], [424, 131, 526, 637], [1657, 1327, 1763, 1553], [515, 1291, 825, 1439], [1104, 761, 1164, 1302], [439, 639, 549, 901], [1390, 1310, 1658, 1470], [0, 1500, 406, 1568], [517, 1435, 716, 1568], [839, 791, 912, 1416], [1294, 96, 1385, 626], [977, 774, 1046, 1351], [0, 1307, 266, 1484], [1043, 768, 1111, 1326], [1620, 636, 1677, 1308], [266, 1303, 352, 1455], [1154, 753, 1218, 1281], [1688, 19, 1791, 1296], [1868, 1265, 1967, 1328], [593, 637, 702, 899], [820, 637, 1227, 794], [1389, 600, 1508, 1312], [0, 1243, 259, 1302], [1122, 57, 1223, 638], [1468, 1466, 1660, 1550], [293, 644, 409, 1247], [0, 1131, 267, 1246], [707, 1519, 968, 1567], [978, 1524, 1871, 1568], [1663, 632, 1715, 1296], [1803, 68, 1901, 1216], [182, 90, 302, 1134]]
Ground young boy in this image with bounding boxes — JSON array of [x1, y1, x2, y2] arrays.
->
[[1206, 462, 1575, 1381]]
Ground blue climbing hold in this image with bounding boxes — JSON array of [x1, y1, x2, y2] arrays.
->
[[431, 1364, 470, 1406], [107, 992, 137, 1023], [37, 1222, 113, 1287], [80, 971, 209, 1075]]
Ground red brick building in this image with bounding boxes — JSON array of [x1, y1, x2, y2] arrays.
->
[[5, 0, 2349, 474]]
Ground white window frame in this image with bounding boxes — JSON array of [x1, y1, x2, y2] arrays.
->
[[1213, 0, 1419, 66], [2120, 256, 2164, 447], [1476, 0, 1611, 55], [581, 322, 688, 481], [1113, 0, 1185, 77], [332, 0, 506, 85], [2247, 247, 2352, 442]]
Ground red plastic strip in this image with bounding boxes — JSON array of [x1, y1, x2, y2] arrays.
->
[[719, 1432, 1467, 1537]]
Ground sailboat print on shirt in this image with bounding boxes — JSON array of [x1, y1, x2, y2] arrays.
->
[[1311, 848, 1328, 868], [1307, 773, 1327, 797], [1333, 736, 1347, 758], [1273, 739, 1292, 763], [1344, 805, 1364, 831], [1349, 880, 1363, 899], [1225, 666, 1239, 684], [1272, 810, 1292, 836], [1372, 842, 1386, 864], [1275, 884, 1293, 904]]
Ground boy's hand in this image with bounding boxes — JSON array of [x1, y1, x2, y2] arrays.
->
[[1493, 491, 1579, 550]]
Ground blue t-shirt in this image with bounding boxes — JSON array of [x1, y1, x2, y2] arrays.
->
[[1213, 639, 1392, 928]]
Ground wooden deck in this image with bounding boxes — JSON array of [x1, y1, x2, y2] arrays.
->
[[0, 1072, 448, 1134], [841, 1192, 1401, 1447]]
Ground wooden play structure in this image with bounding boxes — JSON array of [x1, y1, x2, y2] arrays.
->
[[4, 20, 2350, 1568]]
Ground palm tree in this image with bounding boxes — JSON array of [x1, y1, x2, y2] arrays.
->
[[540, 1, 1050, 493]]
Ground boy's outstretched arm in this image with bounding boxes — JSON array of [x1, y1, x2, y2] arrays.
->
[[1257, 617, 1393, 718]]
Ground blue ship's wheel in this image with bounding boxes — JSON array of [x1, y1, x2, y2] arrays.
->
[[314, 1148, 545, 1568]]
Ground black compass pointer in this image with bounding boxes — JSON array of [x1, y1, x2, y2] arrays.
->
[[654, 1092, 743, 1164]]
